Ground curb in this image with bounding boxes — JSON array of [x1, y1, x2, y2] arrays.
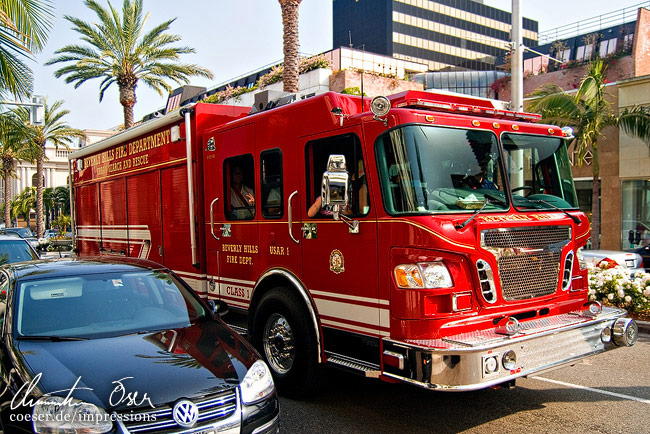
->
[[638, 320, 650, 336]]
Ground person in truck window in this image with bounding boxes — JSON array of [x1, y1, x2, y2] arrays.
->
[[230, 165, 255, 219]]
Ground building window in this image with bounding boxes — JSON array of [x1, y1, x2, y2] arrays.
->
[[599, 38, 617, 57], [621, 180, 650, 249]]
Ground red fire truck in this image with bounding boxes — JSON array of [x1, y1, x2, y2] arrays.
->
[[69, 90, 638, 394]]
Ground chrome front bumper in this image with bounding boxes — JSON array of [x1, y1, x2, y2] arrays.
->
[[382, 307, 637, 391]]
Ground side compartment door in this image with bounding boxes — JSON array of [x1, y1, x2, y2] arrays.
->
[[99, 179, 127, 255], [300, 130, 383, 365], [203, 124, 259, 308], [126, 172, 163, 263], [75, 184, 101, 255]]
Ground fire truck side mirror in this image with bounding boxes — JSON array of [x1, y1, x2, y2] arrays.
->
[[321, 154, 350, 215]]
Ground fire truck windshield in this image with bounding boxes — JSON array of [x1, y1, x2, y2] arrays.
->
[[376, 126, 579, 215], [502, 133, 579, 211], [376, 125, 508, 214]]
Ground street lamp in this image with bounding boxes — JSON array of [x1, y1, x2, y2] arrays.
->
[[0, 94, 45, 125]]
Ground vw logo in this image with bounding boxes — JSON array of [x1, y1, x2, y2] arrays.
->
[[173, 400, 199, 428]]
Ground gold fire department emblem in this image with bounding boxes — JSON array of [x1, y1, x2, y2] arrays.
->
[[329, 249, 345, 274]]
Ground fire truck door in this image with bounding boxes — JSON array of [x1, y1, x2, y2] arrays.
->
[[300, 131, 385, 351], [202, 124, 259, 309]]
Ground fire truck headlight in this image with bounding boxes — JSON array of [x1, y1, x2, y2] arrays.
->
[[419, 262, 453, 288], [394, 262, 453, 289], [394, 264, 424, 288]]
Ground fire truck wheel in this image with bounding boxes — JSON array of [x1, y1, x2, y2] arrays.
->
[[252, 289, 318, 397]]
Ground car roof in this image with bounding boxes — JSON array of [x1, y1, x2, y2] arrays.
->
[[2, 257, 167, 281], [0, 234, 26, 240]]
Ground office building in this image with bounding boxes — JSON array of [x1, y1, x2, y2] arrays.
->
[[333, 0, 538, 71]]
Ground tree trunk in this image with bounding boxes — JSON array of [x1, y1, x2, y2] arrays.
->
[[119, 82, 137, 130], [36, 150, 44, 237], [590, 144, 600, 249], [279, 0, 302, 93], [2, 156, 12, 227]]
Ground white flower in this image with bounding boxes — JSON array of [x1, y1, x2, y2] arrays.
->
[[625, 295, 632, 302], [644, 289, 650, 297], [607, 293, 614, 300], [618, 289, 626, 298]]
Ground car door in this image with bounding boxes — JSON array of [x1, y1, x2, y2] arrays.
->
[[203, 123, 259, 309], [299, 129, 384, 360]]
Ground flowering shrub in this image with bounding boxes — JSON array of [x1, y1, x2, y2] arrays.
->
[[202, 84, 255, 104], [258, 55, 332, 89], [588, 264, 650, 315]]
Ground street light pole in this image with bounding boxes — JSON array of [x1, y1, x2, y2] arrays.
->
[[511, 0, 523, 112], [0, 95, 45, 125], [510, 0, 524, 187]]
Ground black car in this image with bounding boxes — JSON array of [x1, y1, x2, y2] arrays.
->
[[0, 227, 39, 250], [0, 258, 279, 433], [0, 234, 39, 265]]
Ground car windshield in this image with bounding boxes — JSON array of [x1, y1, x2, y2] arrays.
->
[[502, 133, 579, 210], [15, 270, 208, 338], [376, 125, 509, 214], [0, 240, 38, 264]]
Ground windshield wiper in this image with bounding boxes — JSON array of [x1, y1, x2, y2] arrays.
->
[[18, 335, 89, 341], [526, 199, 581, 224], [455, 198, 491, 230]]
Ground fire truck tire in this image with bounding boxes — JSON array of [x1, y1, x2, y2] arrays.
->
[[251, 289, 318, 397]]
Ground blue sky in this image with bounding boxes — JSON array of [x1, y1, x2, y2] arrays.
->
[[30, 0, 645, 131]]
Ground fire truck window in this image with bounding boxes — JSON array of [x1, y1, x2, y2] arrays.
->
[[305, 133, 369, 217], [261, 150, 283, 218], [224, 155, 256, 220]]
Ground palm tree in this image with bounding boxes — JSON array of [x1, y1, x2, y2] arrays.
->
[[53, 185, 70, 217], [278, 0, 302, 93], [45, 0, 213, 129], [528, 60, 650, 249], [13, 100, 84, 238], [0, 112, 38, 227], [43, 186, 54, 228], [0, 0, 53, 97], [11, 186, 35, 230]]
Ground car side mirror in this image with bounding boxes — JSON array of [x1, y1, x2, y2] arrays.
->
[[208, 299, 229, 317], [320, 154, 359, 233], [321, 154, 350, 216]]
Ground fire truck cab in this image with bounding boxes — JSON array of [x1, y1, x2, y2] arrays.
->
[[70, 90, 637, 395]]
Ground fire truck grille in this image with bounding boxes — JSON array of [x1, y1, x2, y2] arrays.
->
[[481, 226, 571, 301]]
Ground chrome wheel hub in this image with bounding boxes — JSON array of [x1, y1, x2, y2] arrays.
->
[[263, 313, 295, 374]]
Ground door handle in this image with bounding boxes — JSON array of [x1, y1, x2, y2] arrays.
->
[[210, 197, 220, 240], [288, 190, 299, 244]]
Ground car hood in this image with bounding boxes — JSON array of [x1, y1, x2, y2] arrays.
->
[[16, 320, 257, 410]]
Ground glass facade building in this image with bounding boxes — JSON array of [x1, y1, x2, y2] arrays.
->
[[333, 0, 538, 71], [412, 70, 507, 98]]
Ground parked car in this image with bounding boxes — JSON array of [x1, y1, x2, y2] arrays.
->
[[37, 228, 60, 245], [0, 234, 39, 264], [633, 243, 650, 272], [0, 227, 39, 250], [0, 257, 279, 434], [581, 249, 645, 274]]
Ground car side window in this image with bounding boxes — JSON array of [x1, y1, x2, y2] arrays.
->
[[261, 149, 283, 218], [224, 155, 256, 220], [0, 272, 9, 328], [305, 133, 369, 218]]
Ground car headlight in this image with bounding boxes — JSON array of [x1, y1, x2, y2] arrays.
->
[[32, 396, 112, 433], [394, 262, 453, 289], [240, 360, 275, 405]]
